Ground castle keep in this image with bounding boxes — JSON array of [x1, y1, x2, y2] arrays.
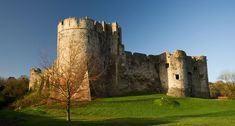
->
[[29, 17, 210, 100]]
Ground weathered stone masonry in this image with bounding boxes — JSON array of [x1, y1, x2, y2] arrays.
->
[[29, 17, 210, 100]]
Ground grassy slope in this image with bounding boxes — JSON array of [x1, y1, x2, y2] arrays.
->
[[1, 94, 235, 126]]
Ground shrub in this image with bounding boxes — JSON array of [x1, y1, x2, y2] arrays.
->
[[209, 82, 235, 99], [2, 77, 28, 98], [154, 97, 180, 107], [13, 92, 47, 109]]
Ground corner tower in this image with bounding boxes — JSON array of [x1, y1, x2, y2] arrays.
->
[[167, 50, 189, 97], [57, 17, 94, 67], [57, 17, 94, 101], [57, 17, 124, 99]]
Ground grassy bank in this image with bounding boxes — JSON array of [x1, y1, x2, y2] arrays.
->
[[1, 93, 235, 126]]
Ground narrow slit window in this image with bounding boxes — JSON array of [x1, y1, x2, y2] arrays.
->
[[104, 61, 106, 69], [194, 67, 197, 71], [176, 74, 179, 80]]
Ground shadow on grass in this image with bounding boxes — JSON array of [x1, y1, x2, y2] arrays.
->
[[77, 118, 172, 126], [1, 109, 235, 126], [168, 110, 235, 119], [0, 109, 172, 126], [98, 97, 159, 103]]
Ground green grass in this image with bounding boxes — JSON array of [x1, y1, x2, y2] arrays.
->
[[1, 93, 235, 126]]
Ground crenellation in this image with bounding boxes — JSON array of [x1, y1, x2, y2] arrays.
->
[[79, 17, 95, 29], [105, 23, 112, 34], [94, 21, 103, 33], [58, 17, 79, 32], [111, 22, 119, 33], [101, 21, 106, 32]]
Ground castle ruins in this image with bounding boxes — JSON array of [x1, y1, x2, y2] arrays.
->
[[29, 17, 210, 101]]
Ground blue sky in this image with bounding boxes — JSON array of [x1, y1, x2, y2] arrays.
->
[[0, 0, 235, 82]]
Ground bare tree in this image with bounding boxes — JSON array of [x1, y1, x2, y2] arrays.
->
[[41, 43, 104, 122], [218, 71, 235, 84]]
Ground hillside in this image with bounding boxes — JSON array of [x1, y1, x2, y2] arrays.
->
[[1, 93, 235, 126]]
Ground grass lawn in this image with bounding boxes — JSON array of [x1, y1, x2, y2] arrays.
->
[[1, 93, 235, 126]]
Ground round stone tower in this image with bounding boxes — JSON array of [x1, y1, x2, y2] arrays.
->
[[57, 17, 96, 101], [57, 17, 94, 67], [167, 50, 188, 97]]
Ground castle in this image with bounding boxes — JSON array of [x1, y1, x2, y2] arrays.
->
[[29, 17, 210, 101]]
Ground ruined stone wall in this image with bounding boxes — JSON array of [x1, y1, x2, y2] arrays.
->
[[29, 68, 42, 90], [29, 17, 210, 100], [191, 56, 210, 98], [158, 52, 170, 92], [56, 17, 210, 99], [116, 52, 161, 95], [116, 49, 209, 98]]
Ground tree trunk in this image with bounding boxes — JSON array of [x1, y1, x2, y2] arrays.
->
[[66, 99, 71, 122]]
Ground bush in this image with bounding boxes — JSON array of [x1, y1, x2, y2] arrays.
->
[[154, 97, 180, 107], [0, 76, 30, 107], [209, 82, 235, 99], [13, 92, 46, 109], [2, 77, 28, 98]]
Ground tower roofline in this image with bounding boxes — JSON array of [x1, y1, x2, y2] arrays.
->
[[57, 17, 121, 34]]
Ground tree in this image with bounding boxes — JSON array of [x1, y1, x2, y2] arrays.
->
[[41, 43, 103, 122], [2, 77, 29, 98]]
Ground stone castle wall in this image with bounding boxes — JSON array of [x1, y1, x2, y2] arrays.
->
[[29, 68, 42, 90], [116, 50, 209, 98], [57, 17, 123, 98], [29, 17, 210, 100]]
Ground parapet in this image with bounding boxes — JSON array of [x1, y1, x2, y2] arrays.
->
[[133, 52, 147, 57], [192, 56, 207, 61], [58, 17, 93, 32], [58, 17, 122, 34]]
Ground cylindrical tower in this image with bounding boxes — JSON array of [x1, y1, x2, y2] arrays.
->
[[57, 17, 94, 67], [57, 17, 95, 101], [167, 50, 188, 97]]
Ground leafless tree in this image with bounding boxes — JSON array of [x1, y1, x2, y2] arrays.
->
[[218, 71, 235, 84], [41, 42, 105, 122]]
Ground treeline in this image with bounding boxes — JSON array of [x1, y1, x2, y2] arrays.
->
[[209, 71, 235, 99], [0, 76, 29, 107]]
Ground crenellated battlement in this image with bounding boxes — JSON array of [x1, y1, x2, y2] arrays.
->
[[58, 17, 121, 34]]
